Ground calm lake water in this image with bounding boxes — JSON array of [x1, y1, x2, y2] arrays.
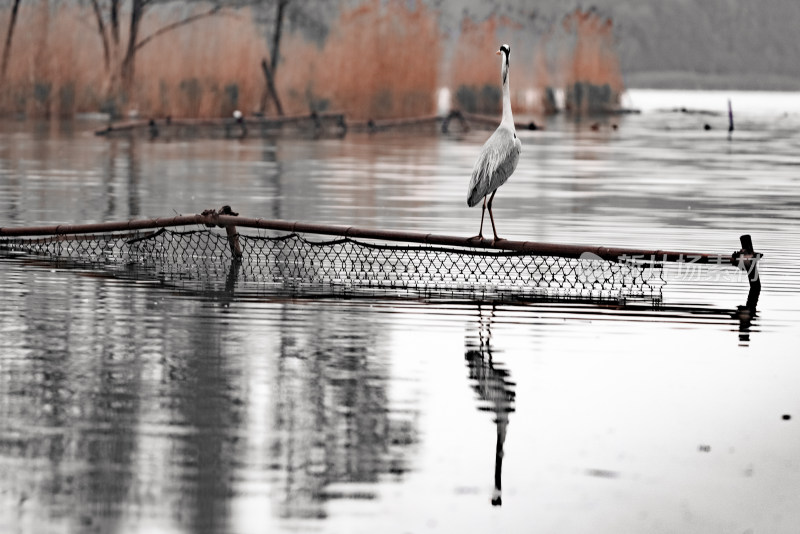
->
[[1, 89, 799, 533]]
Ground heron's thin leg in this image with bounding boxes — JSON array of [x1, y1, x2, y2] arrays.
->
[[487, 191, 501, 242], [478, 196, 487, 237], [469, 196, 487, 241]]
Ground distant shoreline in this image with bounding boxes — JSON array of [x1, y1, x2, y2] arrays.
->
[[624, 70, 800, 92]]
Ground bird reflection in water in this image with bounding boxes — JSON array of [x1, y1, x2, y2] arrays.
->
[[465, 304, 516, 506]]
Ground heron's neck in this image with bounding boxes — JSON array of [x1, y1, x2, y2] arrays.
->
[[501, 73, 513, 126]]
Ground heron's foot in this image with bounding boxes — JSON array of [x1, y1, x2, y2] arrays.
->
[[491, 236, 504, 245], [467, 234, 485, 243]]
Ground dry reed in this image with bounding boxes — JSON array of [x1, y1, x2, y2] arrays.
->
[[0, 1, 625, 119], [277, 0, 441, 120], [134, 7, 267, 118], [450, 14, 557, 116], [561, 8, 624, 112], [0, 1, 106, 117], [0, 2, 267, 118]]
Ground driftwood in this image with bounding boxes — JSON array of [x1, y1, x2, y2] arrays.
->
[[95, 112, 347, 139]]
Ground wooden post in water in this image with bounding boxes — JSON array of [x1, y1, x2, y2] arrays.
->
[[733, 234, 761, 313], [205, 205, 242, 259], [225, 224, 242, 259], [728, 99, 734, 140]]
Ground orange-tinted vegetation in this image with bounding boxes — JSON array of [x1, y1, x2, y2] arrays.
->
[[0, 1, 624, 119], [0, 2, 266, 118], [532, 36, 558, 114], [449, 7, 625, 117], [0, 2, 106, 117], [277, 0, 440, 120], [561, 7, 624, 112], [450, 15, 537, 115], [134, 10, 267, 118], [450, 16, 501, 115]]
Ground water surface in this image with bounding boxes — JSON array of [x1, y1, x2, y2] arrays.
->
[[1, 89, 799, 533]]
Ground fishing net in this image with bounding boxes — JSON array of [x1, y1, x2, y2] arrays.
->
[[0, 227, 664, 301]]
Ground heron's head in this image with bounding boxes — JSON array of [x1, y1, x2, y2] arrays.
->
[[497, 44, 510, 84]]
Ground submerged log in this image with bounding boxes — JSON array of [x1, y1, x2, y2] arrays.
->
[[94, 112, 347, 140]]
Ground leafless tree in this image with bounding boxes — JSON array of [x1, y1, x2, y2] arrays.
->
[[269, 0, 287, 73], [0, 0, 22, 82], [256, 0, 334, 114], [89, 0, 225, 101], [257, 0, 289, 115]]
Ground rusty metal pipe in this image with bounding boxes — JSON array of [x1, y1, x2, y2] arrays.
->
[[1, 212, 734, 265], [212, 215, 732, 265], [0, 215, 205, 237]]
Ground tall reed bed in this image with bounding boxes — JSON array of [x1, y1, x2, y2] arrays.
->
[[0, 2, 106, 117], [0, 2, 267, 118], [560, 8, 624, 112], [450, 15, 545, 115], [277, 0, 440, 119], [0, 1, 624, 119], [134, 8, 267, 118]]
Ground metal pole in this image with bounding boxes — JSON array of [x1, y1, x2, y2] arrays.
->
[[1, 211, 735, 265], [212, 215, 732, 265], [0, 214, 207, 237]]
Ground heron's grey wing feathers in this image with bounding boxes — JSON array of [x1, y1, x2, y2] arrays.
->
[[488, 133, 521, 193], [467, 127, 521, 207]]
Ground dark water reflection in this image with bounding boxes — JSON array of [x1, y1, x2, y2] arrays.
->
[[270, 304, 416, 520], [2, 90, 800, 533], [465, 305, 515, 507], [0, 266, 419, 532], [0, 268, 245, 532]]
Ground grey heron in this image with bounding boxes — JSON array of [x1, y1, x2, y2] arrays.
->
[[467, 44, 522, 243]]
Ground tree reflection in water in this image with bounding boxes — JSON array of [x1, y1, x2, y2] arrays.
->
[[270, 305, 418, 519], [465, 304, 516, 506]]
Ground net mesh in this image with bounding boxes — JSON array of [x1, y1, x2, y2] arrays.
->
[[0, 228, 664, 301]]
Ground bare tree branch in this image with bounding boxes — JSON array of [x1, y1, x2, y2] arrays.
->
[[133, 5, 222, 53], [110, 0, 120, 46], [90, 0, 111, 72], [270, 0, 289, 73], [260, 57, 284, 116], [0, 0, 22, 82], [121, 0, 146, 95]]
